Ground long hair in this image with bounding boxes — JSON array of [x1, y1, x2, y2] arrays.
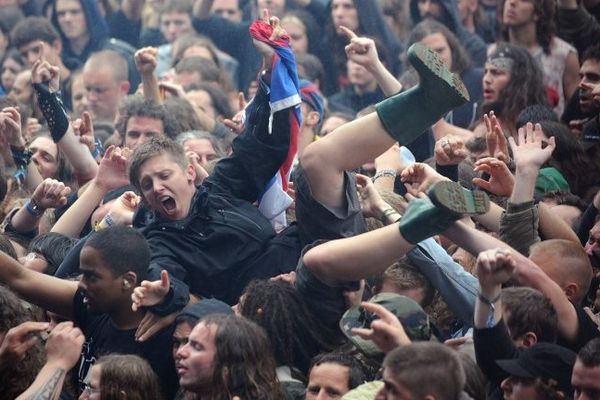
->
[[0, 285, 46, 399], [406, 20, 472, 74], [497, 0, 556, 54], [481, 43, 548, 129], [201, 314, 286, 400], [96, 354, 164, 400], [240, 279, 334, 375]]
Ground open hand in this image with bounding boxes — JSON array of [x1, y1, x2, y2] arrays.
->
[[131, 270, 171, 311], [0, 107, 25, 148], [472, 157, 515, 196], [401, 162, 449, 194], [484, 112, 510, 165], [508, 122, 555, 171], [96, 145, 130, 191]]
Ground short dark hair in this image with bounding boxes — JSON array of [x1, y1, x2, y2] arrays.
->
[[115, 96, 178, 141], [310, 352, 366, 390], [296, 53, 325, 87], [501, 286, 558, 343], [377, 257, 435, 307], [383, 342, 465, 400], [582, 43, 600, 64], [160, 0, 193, 16], [11, 17, 60, 49], [27, 232, 77, 275], [515, 104, 559, 129], [0, 6, 24, 36], [84, 226, 150, 283], [129, 137, 189, 193], [578, 338, 600, 367]]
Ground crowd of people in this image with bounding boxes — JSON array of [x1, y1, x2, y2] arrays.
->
[[0, 0, 599, 398]]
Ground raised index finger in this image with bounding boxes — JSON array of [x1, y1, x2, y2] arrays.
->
[[339, 25, 357, 41]]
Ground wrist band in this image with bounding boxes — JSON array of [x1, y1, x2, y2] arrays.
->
[[24, 198, 44, 218], [372, 169, 396, 182], [379, 207, 401, 223], [478, 291, 501, 306], [32, 82, 70, 143]]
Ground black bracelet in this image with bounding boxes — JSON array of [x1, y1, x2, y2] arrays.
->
[[33, 82, 69, 143], [478, 291, 501, 306]]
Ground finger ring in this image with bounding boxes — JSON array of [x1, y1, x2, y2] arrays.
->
[[442, 139, 449, 147]]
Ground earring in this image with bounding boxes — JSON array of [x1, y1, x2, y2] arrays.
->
[[123, 280, 131, 289]]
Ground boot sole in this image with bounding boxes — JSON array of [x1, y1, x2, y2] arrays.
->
[[428, 181, 489, 215], [408, 43, 470, 104]]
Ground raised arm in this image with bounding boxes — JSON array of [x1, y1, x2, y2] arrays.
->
[[192, 0, 215, 20], [340, 26, 402, 97], [135, 47, 162, 104], [9, 179, 71, 234], [51, 146, 130, 237], [31, 59, 98, 184], [0, 250, 77, 319]]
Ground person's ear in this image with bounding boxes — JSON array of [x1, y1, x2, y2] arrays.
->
[[120, 81, 131, 95], [186, 163, 197, 184], [122, 272, 137, 291], [521, 332, 538, 348], [563, 283, 578, 302], [306, 111, 320, 128], [52, 39, 62, 54]]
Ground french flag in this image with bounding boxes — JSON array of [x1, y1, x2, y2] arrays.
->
[[249, 20, 302, 228]]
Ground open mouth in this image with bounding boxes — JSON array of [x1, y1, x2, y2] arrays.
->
[[160, 196, 177, 214]]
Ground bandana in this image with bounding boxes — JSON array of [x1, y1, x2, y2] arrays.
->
[[487, 49, 515, 72]]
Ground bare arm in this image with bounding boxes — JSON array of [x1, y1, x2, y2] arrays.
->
[[11, 179, 71, 234], [16, 322, 85, 400], [135, 47, 161, 104], [538, 202, 580, 243], [0, 251, 77, 319]]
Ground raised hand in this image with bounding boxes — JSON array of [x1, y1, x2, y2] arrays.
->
[[31, 58, 60, 92], [435, 135, 468, 166], [351, 301, 411, 354], [223, 92, 246, 135], [25, 118, 42, 142], [31, 178, 72, 210], [158, 81, 186, 98], [134, 47, 158, 75], [340, 26, 380, 72], [186, 151, 209, 184], [44, 322, 85, 369], [374, 144, 406, 176], [0, 321, 49, 364], [96, 145, 130, 191], [473, 157, 515, 197], [356, 174, 389, 219], [484, 112, 510, 165], [131, 269, 171, 311], [508, 122, 556, 171], [253, 9, 286, 67], [0, 107, 25, 148], [476, 248, 515, 293], [72, 111, 95, 153], [106, 191, 141, 226], [401, 162, 449, 195]]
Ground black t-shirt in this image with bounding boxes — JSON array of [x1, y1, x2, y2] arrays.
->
[[72, 290, 178, 398], [557, 305, 600, 352]]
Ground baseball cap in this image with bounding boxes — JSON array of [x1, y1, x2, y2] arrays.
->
[[175, 298, 233, 325], [496, 343, 576, 394], [299, 79, 325, 123], [340, 293, 431, 359]]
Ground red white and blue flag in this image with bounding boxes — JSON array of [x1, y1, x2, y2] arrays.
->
[[249, 20, 302, 228]]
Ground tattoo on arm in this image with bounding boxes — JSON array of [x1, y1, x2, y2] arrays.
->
[[27, 368, 66, 400]]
